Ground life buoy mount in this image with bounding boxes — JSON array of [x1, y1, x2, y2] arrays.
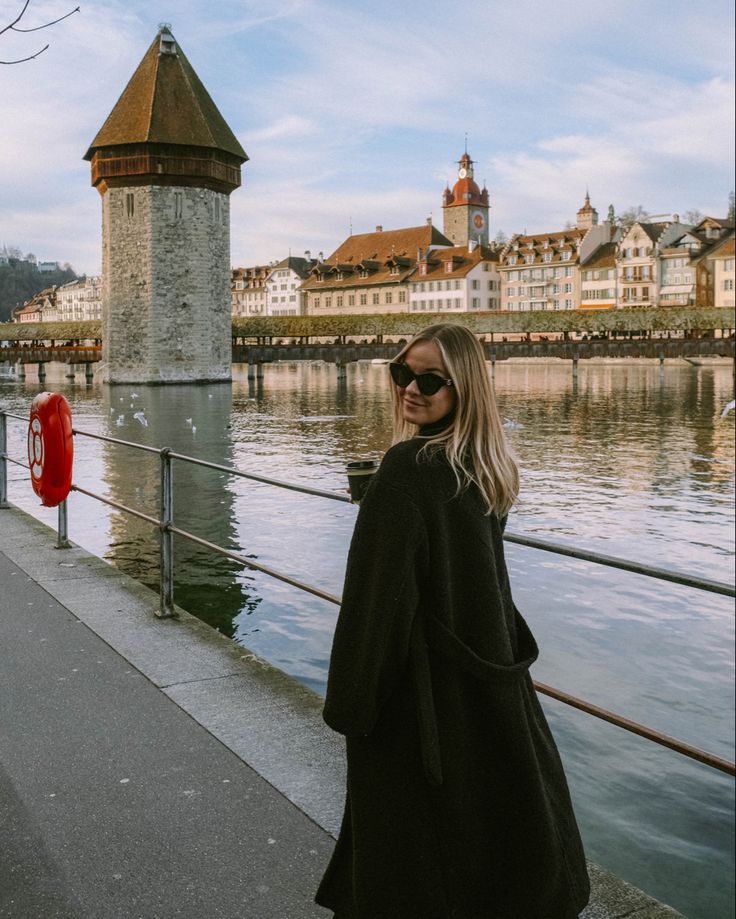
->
[[27, 392, 74, 507]]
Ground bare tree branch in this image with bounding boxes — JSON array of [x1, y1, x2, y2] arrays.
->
[[0, 1, 79, 64], [11, 4, 80, 32]]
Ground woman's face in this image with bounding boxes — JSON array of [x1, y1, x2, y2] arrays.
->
[[396, 339, 457, 427]]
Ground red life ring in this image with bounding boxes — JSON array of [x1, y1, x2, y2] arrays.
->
[[27, 392, 74, 507]]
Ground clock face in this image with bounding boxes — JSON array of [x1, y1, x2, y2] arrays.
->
[[473, 212, 486, 230], [458, 167, 468, 179]]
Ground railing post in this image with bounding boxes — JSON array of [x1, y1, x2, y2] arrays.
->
[[56, 499, 71, 548], [158, 447, 175, 617], [0, 412, 9, 509]]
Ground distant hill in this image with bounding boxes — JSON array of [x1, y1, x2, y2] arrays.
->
[[0, 258, 79, 322]]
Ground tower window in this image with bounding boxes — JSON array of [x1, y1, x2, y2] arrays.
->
[[126, 193, 134, 217]]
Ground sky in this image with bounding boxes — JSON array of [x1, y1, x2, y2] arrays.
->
[[1, 0, 734, 276]]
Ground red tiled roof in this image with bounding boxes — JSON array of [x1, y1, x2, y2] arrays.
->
[[301, 224, 453, 291]]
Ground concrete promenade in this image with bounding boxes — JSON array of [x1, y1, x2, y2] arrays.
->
[[0, 504, 685, 918]]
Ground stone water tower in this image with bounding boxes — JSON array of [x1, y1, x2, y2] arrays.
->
[[84, 26, 248, 383]]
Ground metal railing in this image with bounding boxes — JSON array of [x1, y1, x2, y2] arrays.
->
[[1, 407, 734, 778]]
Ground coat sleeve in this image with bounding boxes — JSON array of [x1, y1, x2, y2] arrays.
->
[[322, 477, 428, 737]]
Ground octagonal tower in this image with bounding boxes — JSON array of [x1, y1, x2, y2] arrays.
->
[[84, 26, 248, 383]]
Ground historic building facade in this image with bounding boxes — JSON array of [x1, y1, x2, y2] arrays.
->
[[301, 223, 453, 316], [13, 287, 58, 323], [408, 243, 501, 312], [231, 265, 269, 316], [85, 26, 247, 383], [56, 276, 102, 322], [265, 255, 318, 315]]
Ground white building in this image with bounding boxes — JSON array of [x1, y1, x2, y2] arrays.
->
[[56, 276, 102, 321], [409, 242, 501, 313], [265, 255, 317, 316]]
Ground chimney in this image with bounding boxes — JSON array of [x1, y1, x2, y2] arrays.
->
[[375, 225, 383, 232], [426, 216, 432, 226]]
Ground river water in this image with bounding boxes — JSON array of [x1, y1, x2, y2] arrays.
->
[[1, 358, 734, 919]]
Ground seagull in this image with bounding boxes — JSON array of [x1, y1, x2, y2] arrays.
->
[[133, 411, 148, 427], [721, 400, 735, 419], [185, 418, 193, 426], [116, 415, 125, 426]]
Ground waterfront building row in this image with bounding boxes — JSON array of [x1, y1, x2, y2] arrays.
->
[[13, 276, 102, 323], [231, 157, 734, 318]]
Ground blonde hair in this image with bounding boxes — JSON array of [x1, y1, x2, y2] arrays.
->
[[390, 323, 519, 517]]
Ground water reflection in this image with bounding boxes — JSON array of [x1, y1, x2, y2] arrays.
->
[[100, 383, 260, 633]]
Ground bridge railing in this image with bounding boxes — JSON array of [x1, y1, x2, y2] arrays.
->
[[1, 406, 734, 778]]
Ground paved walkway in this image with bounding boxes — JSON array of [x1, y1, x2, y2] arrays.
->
[[0, 505, 684, 918]]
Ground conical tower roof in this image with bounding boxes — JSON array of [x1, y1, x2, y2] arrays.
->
[[84, 28, 247, 162]]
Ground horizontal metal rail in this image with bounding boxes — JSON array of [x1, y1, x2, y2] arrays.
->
[[166, 450, 352, 503], [1, 409, 734, 777], [504, 533, 735, 598], [167, 525, 342, 606], [534, 682, 734, 776]]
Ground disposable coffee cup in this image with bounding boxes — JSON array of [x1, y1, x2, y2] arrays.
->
[[346, 459, 379, 503]]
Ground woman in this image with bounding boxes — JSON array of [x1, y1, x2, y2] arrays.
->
[[316, 323, 590, 919]]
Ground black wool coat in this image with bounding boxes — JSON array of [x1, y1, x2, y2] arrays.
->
[[316, 435, 590, 919]]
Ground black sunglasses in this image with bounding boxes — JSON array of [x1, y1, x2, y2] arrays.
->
[[389, 361, 453, 396]]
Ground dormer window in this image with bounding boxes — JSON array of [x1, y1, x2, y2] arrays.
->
[[543, 253, 552, 263], [444, 261, 453, 274], [390, 265, 400, 275], [561, 251, 571, 261], [508, 256, 517, 266], [525, 255, 534, 265], [359, 269, 368, 279], [420, 263, 428, 276]]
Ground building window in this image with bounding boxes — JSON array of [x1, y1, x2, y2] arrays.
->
[[398, 290, 406, 303], [336, 295, 343, 307], [471, 279, 480, 290], [348, 294, 355, 306], [314, 297, 320, 308], [360, 293, 367, 305], [565, 299, 573, 309], [472, 297, 480, 309], [385, 291, 393, 304], [724, 279, 734, 291], [372, 292, 380, 305]]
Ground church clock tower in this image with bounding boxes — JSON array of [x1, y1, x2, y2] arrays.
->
[[442, 151, 490, 247]]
